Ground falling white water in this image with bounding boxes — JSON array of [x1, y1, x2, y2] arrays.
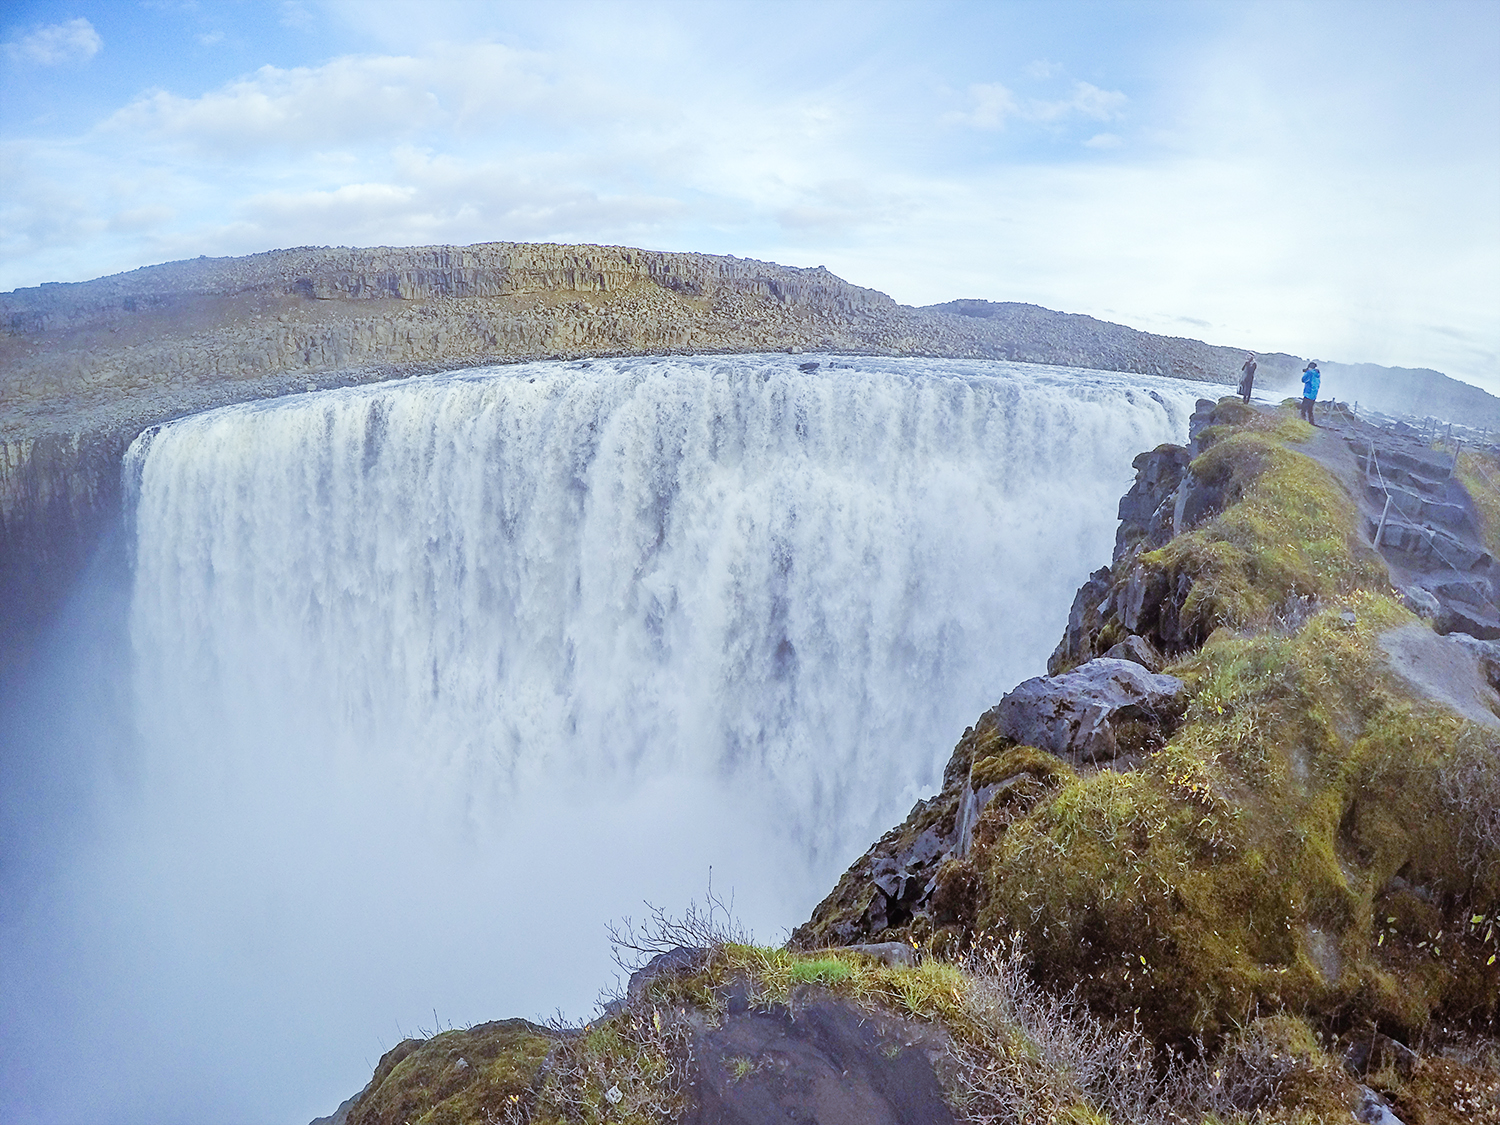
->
[[1, 355, 1200, 1124]]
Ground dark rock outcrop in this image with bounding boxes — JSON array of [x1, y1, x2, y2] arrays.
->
[[683, 977, 955, 1125], [1052, 395, 1500, 673], [1048, 565, 1114, 674], [0, 427, 133, 670], [332, 950, 957, 1125], [1350, 421, 1500, 638], [992, 658, 1187, 767], [1113, 442, 1192, 567], [791, 654, 1184, 951], [1102, 633, 1164, 671]]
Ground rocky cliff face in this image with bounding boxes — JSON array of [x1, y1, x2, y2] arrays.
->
[[0, 428, 132, 667], [0, 244, 898, 435], [1047, 397, 1500, 673], [793, 396, 1500, 1076], [3, 243, 1254, 445]]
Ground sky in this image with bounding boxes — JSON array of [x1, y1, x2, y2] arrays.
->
[[2, 0, 1498, 390]]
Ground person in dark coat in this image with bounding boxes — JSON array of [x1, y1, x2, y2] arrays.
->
[[1300, 361, 1320, 425], [1238, 353, 1257, 404]]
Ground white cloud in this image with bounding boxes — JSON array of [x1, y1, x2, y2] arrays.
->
[[244, 182, 418, 228], [4, 17, 102, 66], [948, 80, 1127, 130], [1064, 82, 1128, 121], [944, 82, 1019, 129], [107, 206, 176, 233], [97, 45, 635, 157], [227, 156, 685, 251], [197, 31, 226, 48], [772, 179, 907, 237], [0, 2, 1494, 395], [279, 2, 315, 32]]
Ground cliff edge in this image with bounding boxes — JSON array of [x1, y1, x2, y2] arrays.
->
[[315, 397, 1500, 1125], [2, 240, 1250, 663], [7, 242, 1498, 667]]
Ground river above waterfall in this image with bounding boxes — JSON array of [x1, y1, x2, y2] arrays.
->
[[2, 354, 1203, 1123]]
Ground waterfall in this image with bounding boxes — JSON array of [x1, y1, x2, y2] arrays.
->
[[3, 354, 1199, 1123]]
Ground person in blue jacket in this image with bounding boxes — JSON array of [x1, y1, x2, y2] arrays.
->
[[1300, 360, 1320, 425]]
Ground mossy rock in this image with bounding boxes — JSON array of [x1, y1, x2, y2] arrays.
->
[[969, 595, 1500, 1045], [956, 396, 1498, 1042], [970, 744, 1073, 790], [348, 1019, 558, 1125]]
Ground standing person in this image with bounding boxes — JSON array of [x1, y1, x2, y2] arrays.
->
[[1239, 353, 1258, 404], [1300, 360, 1320, 425]]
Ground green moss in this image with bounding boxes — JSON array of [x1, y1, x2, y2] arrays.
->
[[348, 1020, 557, 1125], [972, 593, 1500, 1044], [1455, 448, 1500, 560], [788, 957, 853, 986], [971, 744, 1074, 790], [1387, 1055, 1500, 1124], [793, 403, 1497, 1056], [1132, 430, 1389, 647], [1201, 1014, 1361, 1122]]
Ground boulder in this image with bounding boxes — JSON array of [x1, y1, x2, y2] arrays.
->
[[1435, 600, 1500, 641], [1399, 584, 1441, 619], [683, 979, 955, 1125], [994, 658, 1187, 766], [1102, 634, 1164, 672]]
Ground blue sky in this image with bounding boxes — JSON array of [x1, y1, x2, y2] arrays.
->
[[2, 0, 1498, 391]]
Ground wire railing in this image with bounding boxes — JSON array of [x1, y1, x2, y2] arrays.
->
[[1363, 442, 1490, 603]]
